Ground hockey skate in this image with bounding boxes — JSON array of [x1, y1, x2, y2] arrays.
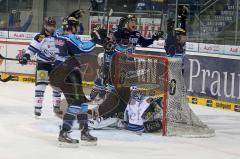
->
[[34, 108, 42, 119], [80, 129, 97, 146], [58, 130, 79, 148]]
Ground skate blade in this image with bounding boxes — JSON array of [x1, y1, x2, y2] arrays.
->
[[80, 140, 97, 146], [34, 115, 40, 119], [58, 142, 79, 148]]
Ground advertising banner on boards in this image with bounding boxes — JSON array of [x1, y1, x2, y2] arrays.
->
[[184, 54, 240, 104]]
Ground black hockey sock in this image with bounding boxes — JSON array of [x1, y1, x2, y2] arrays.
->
[[62, 113, 76, 132], [77, 113, 88, 130]]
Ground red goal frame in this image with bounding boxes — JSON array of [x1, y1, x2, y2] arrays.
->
[[112, 53, 169, 136]]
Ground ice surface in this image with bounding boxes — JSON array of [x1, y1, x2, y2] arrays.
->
[[0, 82, 239, 159]]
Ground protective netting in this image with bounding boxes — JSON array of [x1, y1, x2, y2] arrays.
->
[[112, 53, 215, 137]]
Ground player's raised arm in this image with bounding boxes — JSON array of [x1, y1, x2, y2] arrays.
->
[[138, 31, 163, 47]]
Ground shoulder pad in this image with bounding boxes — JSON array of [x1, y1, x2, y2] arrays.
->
[[34, 34, 45, 42]]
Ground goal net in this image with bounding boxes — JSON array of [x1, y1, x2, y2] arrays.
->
[[112, 53, 215, 137]]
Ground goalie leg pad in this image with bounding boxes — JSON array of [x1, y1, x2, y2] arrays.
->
[[143, 119, 162, 133]]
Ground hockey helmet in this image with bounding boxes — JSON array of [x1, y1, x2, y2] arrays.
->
[[175, 28, 186, 36], [44, 17, 56, 26], [63, 16, 79, 31], [126, 14, 137, 23], [130, 84, 139, 91]]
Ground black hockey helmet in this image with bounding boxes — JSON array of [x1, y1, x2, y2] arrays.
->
[[126, 14, 137, 23], [118, 15, 138, 29], [68, 9, 84, 19], [44, 17, 56, 26], [62, 9, 84, 31], [62, 16, 79, 31]]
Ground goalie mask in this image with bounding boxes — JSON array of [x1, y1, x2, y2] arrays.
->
[[130, 84, 143, 101]]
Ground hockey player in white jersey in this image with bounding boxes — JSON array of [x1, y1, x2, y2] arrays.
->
[[123, 85, 162, 132], [18, 17, 62, 117]]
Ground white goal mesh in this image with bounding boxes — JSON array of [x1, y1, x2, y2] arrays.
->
[[112, 53, 215, 137]]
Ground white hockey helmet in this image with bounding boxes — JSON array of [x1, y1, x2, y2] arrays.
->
[[130, 84, 138, 91]]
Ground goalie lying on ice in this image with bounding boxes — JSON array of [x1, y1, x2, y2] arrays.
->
[[89, 85, 163, 133]]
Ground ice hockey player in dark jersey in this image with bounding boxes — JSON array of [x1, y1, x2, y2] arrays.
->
[[49, 16, 106, 145], [114, 14, 163, 52], [89, 30, 116, 100], [165, 27, 187, 57], [89, 27, 135, 100], [18, 17, 62, 117], [89, 14, 163, 101]]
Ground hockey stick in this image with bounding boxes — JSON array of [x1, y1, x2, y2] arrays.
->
[[0, 54, 18, 61], [0, 54, 13, 82], [0, 54, 33, 62], [0, 54, 30, 82], [106, 8, 113, 35], [101, 0, 108, 28], [0, 54, 37, 63]]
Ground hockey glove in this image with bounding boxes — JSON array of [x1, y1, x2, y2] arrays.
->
[[152, 31, 164, 41], [118, 17, 127, 30], [18, 53, 30, 65], [91, 27, 108, 45]]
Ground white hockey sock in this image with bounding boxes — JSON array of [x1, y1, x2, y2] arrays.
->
[[35, 84, 47, 110], [52, 90, 61, 108]]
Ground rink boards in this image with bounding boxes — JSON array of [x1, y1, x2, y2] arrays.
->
[[1, 34, 240, 113]]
